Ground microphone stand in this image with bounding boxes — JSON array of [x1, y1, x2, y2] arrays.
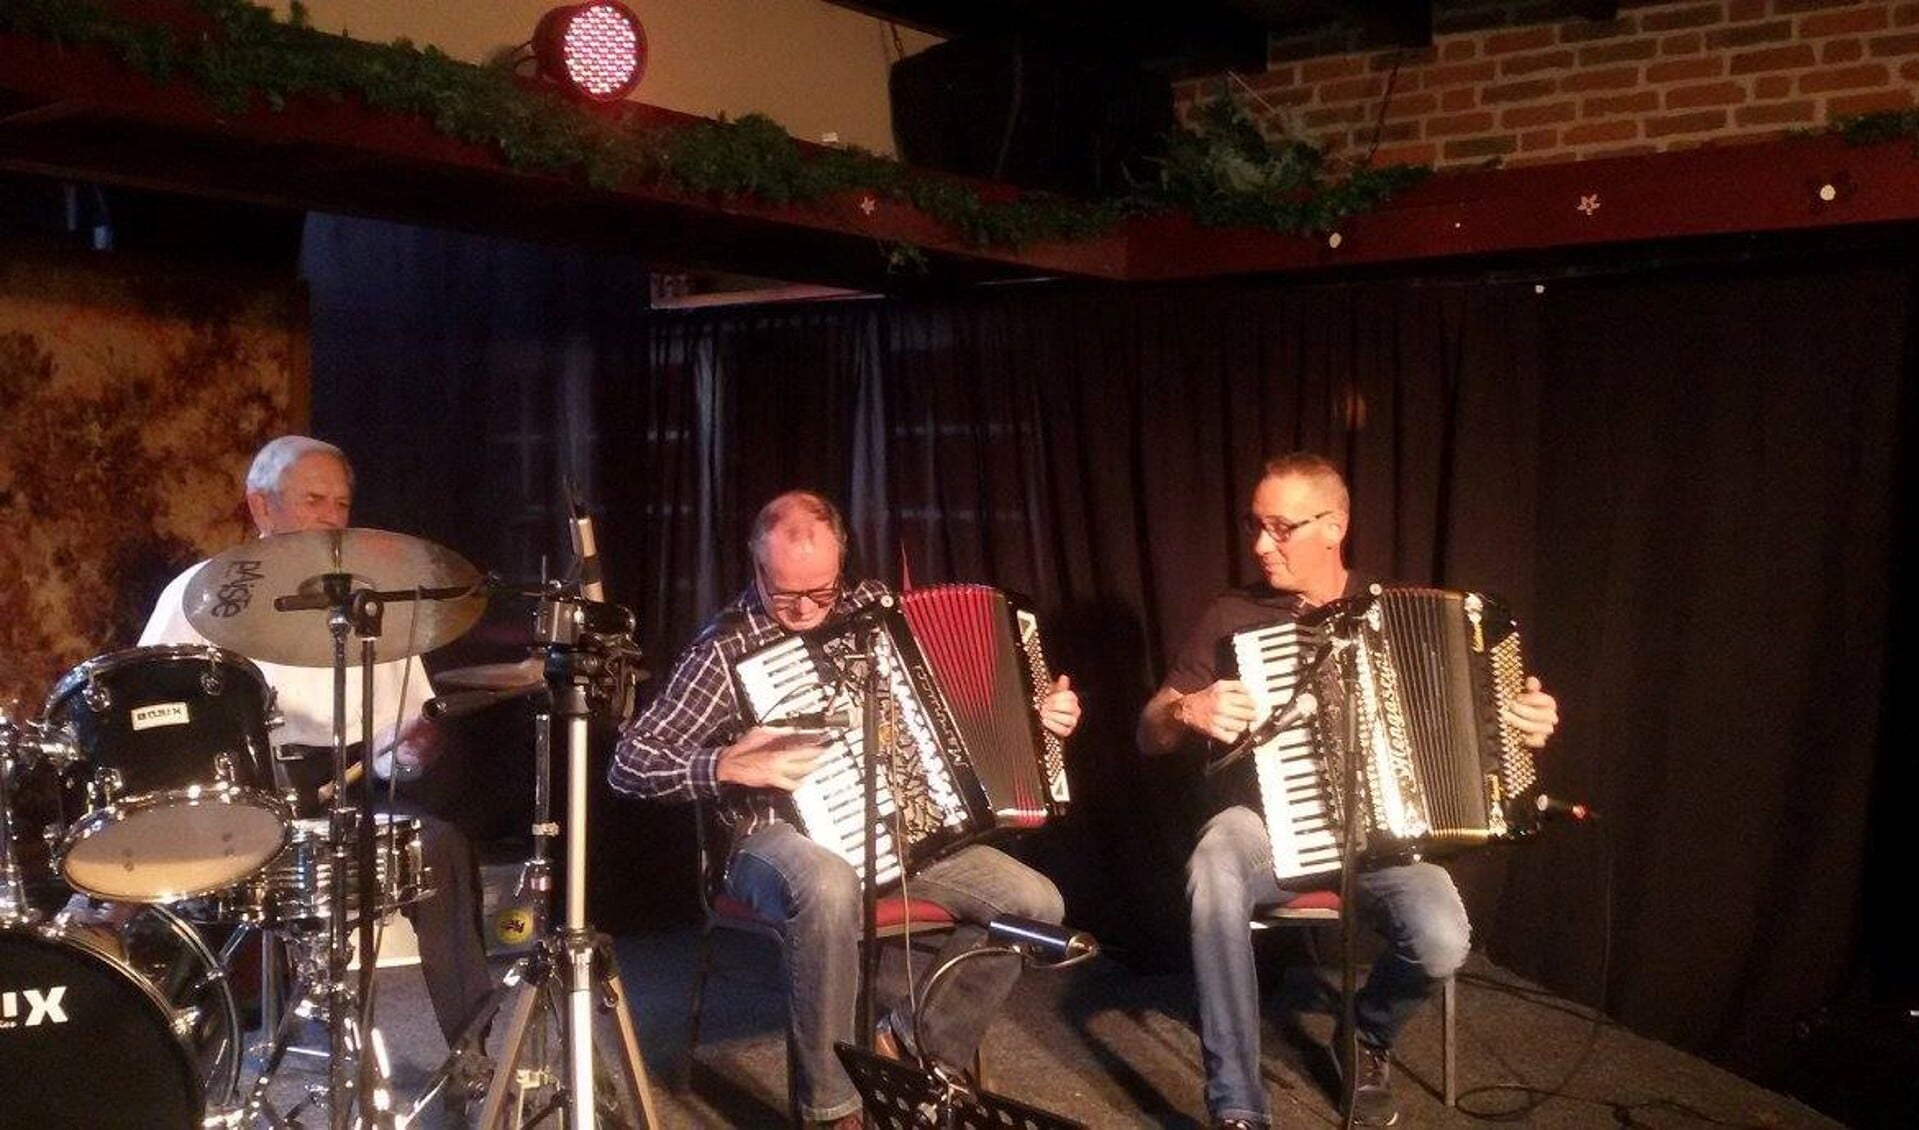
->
[[470, 590, 658, 1129], [1325, 597, 1370, 1130], [843, 612, 886, 1049]]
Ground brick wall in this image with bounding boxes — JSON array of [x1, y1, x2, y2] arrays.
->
[[1172, 0, 1919, 170]]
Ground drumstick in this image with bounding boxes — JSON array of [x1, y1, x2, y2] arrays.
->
[[315, 761, 365, 803], [313, 737, 412, 802]]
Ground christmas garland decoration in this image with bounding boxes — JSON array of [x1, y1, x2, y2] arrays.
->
[[0, 0, 1429, 252]]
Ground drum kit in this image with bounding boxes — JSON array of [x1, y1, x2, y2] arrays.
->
[[2, 527, 655, 1129]]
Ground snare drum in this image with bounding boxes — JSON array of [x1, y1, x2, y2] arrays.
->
[[0, 902, 241, 1128], [43, 645, 289, 901], [194, 812, 431, 930]]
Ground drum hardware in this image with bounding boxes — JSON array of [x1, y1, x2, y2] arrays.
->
[[181, 528, 486, 670], [2, 710, 36, 925], [408, 585, 657, 1129], [43, 644, 289, 903], [0, 901, 244, 1129], [185, 528, 491, 1130]]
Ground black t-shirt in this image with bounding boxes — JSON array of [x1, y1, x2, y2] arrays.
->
[[1162, 573, 1375, 810], [1162, 572, 1377, 700]]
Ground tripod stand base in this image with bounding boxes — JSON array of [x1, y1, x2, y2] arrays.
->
[[472, 932, 659, 1130]]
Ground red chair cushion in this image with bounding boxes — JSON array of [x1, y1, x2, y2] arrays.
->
[[1285, 889, 1344, 913], [710, 892, 956, 931]]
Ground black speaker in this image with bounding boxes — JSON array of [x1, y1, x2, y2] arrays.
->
[[890, 36, 1172, 198]]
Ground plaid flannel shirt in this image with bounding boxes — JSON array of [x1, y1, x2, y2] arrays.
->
[[608, 578, 893, 841]]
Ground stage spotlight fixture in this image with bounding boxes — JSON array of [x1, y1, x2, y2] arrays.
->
[[535, 2, 647, 102]]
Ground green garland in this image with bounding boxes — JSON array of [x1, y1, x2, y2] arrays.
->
[[1836, 109, 1919, 148], [0, 0, 1428, 254]]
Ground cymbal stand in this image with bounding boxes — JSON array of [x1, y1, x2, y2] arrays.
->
[[328, 577, 398, 1129], [461, 592, 657, 1129], [271, 572, 411, 1129]]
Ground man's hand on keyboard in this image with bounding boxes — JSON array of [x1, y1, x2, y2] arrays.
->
[[717, 725, 831, 790]]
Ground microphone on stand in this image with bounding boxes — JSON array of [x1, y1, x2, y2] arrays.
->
[[1204, 690, 1320, 777], [986, 915, 1098, 963], [567, 482, 605, 603], [424, 684, 545, 722], [1535, 793, 1600, 822]]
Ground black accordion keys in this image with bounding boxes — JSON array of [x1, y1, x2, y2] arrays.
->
[[730, 585, 1068, 886], [1231, 585, 1542, 882]]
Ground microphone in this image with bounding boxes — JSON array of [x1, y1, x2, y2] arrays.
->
[[1534, 793, 1599, 822], [424, 684, 544, 721], [567, 484, 605, 603], [770, 705, 856, 731], [986, 915, 1098, 963], [1205, 691, 1320, 777]]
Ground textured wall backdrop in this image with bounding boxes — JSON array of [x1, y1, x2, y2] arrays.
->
[[0, 250, 308, 713]]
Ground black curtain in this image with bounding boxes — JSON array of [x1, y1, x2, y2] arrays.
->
[[299, 215, 694, 930], [1497, 261, 1905, 1081], [625, 282, 1544, 972], [302, 213, 1907, 1090]]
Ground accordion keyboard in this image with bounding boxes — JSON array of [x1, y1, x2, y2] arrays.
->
[[1232, 622, 1342, 882]]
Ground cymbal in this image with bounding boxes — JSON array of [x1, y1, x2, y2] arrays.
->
[[184, 528, 486, 667], [434, 657, 544, 691]]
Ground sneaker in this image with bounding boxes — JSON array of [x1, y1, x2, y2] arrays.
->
[[1213, 1120, 1262, 1129], [1344, 1040, 1400, 1128], [873, 1015, 910, 1062]]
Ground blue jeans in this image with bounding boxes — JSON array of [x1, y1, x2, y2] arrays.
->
[[1186, 805, 1470, 1126], [728, 823, 1064, 1122]]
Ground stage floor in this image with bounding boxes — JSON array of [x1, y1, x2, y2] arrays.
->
[[243, 926, 1844, 1128]]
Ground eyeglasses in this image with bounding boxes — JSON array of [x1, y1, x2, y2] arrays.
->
[[761, 576, 841, 616], [1239, 510, 1333, 543]]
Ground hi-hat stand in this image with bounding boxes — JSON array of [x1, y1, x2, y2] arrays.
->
[[418, 589, 657, 1129]]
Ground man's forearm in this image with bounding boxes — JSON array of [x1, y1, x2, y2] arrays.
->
[[1136, 688, 1189, 757]]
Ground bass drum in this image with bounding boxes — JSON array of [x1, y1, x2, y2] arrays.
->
[[0, 903, 241, 1129]]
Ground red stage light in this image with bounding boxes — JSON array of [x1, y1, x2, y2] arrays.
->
[[535, 2, 647, 103]]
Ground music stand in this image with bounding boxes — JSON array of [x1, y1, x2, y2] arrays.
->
[[833, 1044, 1086, 1130]]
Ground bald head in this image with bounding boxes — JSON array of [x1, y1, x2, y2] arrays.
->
[[751, 491, 847, 631]]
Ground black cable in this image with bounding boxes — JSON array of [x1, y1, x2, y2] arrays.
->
[[1363, 50, 1407, 164], [992, 35, 1025, 183]]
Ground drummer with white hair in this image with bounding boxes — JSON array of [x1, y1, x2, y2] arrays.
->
[[140, 434, 495, 1105]]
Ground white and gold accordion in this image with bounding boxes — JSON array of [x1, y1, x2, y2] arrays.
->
[[1230, 585, 1542, 883], [730, 584, 1069, 887]]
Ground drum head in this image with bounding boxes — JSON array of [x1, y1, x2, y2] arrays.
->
[[62, 798, 288, 902], [0, 922, 203, 1128]]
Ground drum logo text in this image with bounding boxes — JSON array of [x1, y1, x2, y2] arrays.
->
[[132, 702, 191, 730], [212, 559, 265, 618], [1, 986, 69, 1028]]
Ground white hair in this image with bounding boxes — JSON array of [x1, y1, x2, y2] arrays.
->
[[245, 435, 353, 495]]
